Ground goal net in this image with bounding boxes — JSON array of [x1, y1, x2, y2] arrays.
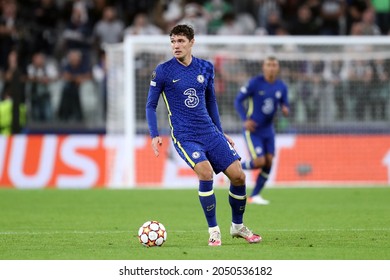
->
[[105, 35, 390, 188]]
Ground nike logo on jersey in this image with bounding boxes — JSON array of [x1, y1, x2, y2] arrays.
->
[[172, 79, 181, 83]]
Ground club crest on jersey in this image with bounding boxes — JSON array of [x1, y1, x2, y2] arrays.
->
[[275, 91, 282, 99], [192, 151, 200, 159], [151, 71, 156, 80], [197, 75, 204, 83]]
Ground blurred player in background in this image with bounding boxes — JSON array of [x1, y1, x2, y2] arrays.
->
[[146, 24, 261, 246], [235, 56, 289, 205]]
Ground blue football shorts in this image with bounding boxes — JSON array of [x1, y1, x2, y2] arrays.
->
[[173, 131, 241, 174], [244, 131, 275, 159]]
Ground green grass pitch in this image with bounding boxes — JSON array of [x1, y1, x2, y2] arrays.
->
[[0, 187, 389, 260]]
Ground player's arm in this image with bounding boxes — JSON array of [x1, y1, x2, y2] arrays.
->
[[281, 105, 289, 117], [146, 66, 164, 156], [234, 81, 257, 132], [205, 66, 223, 133], [234, 85, 249, 121], [224, 133, 235, 148], [151, 136, 162, 157], [280, 83, 289, 117]]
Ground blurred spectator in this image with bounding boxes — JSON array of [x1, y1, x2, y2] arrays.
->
[[216, 12, 244, 35], [349, 20, 364, 35], [370, 59, 389, 120], [360, 7, 381, 35], [0, 0, 21, 71], [124, 12, 163, 35], [88, 0, 108, 27], [305, 0, 322, 19], [371, 0, 390, 35], [1, 49, 25, 134], [289, 4, 320, 35], [25, 52, 58, 122], [60, 0, 92, 25], [264, 9, 283, 35], [319, 0, 345, 35], [93, 6, 124, 51], [256, 0, 280, 29], [58, 49, 92, 122], [278, 0, 302, 27], [347, 59, 373, 121], [323, 60, 348, 120], [59, 2, 94, 69], [161, 0, 184, 31], [346, 21, 374, 54], [177, 2, 209, 35], [117, 0, 155, 26], [0, 92, 13, 135], [31, 0, 60, 56], [203, 0, 233, 34], [236, 13, 257, 35], [92, 49, 107, 121], [0, 90, 26, 135], [296, 59, 325, 123], [64, 0, 118, 27], [274, 25, 290, 36], [345, 0, 368, 35]]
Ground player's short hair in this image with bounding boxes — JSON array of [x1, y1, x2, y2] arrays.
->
[[169, 24, 195, 41], [265, 56, 278, 62]]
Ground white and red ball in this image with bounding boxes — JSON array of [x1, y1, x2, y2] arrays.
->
[[138, 221, 167, 247]]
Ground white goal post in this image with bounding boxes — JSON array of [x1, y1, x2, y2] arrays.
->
[[105, 35, 390, 188]]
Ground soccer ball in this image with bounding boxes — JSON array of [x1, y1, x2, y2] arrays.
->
[[138, 221, 167, 247]]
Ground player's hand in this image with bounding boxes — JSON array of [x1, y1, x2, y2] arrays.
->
[[151, 136, 162, 157], [282, 105, 289, 117], [224, 133, 235, 148], [244, 119, 257, 132]]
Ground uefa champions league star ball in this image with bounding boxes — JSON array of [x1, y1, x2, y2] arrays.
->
[[138, 221, 167, 247]]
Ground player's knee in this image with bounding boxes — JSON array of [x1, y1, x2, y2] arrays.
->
[[265, 155, 274, 167], [253, 157, 266, 169], [231, 170, 245, 186], [197, 169, 213, 181], [194, 161, 214, 180]]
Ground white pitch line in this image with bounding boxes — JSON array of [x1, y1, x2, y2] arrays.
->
[[0, 230, 129, 235], [0, 228, 389, 235]]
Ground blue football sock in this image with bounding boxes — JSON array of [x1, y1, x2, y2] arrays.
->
[[198, 180, 217, 227], [229, 184, 246, 224], [250, 167, 270, 197]]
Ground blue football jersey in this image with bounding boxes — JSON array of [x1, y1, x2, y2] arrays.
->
[[235, 75, 289, 136], [146, 56, 223, 141]]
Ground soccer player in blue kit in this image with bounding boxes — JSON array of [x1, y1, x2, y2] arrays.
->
[[146, 24, 261, 246], [235, 56, 289, 205]]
